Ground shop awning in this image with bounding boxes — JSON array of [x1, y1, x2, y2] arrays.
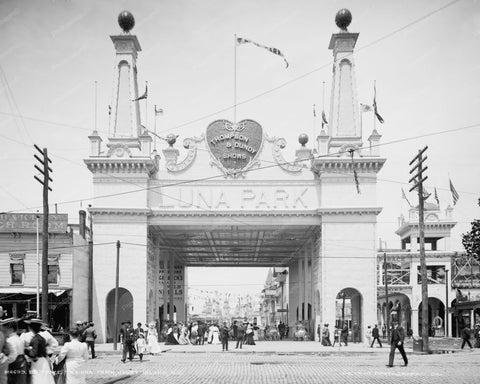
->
[[0, 288, 68, 297]]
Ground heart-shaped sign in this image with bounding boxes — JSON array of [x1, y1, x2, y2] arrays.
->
[[206, 119, 263, 175]]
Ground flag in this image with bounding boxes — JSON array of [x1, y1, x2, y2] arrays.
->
[[373, 83, 384, 123], [236, 37, 289, 68], [401, 188, 412, 207], [449, 178, 459, 205], [155, 105, 163, 115], [108, 105, 111, 115], [360, 103, 373, 112], [423, 187, 432, 201], [321, 110, 328, 127], [434, 187, 440, 207], [133, 83, 148, 101], [313, 104, 316, 118], [349, 149, 360, 194]]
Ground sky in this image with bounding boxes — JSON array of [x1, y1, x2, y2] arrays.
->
[[1, 0, 480, 294]]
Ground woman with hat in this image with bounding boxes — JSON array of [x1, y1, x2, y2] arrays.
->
[[24, 318, 54, 384], [55, 328, 88, 384]]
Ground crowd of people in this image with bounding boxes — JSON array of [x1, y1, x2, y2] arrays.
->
[[0, 315, 95, 384], [119, 321, 161, 362]]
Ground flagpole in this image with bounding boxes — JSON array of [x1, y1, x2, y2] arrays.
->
[[373, 80, 377, 132], [94, 81, 98, 132], [312, 104, 316, 146], [145, 81, 148, 131], [153, 104, 157, 150], [234, 34, 237, 123]]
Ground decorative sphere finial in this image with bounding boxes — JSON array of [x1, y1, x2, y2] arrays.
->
[[335, 8, 352, 31], [298, 133, 309, 147], [118, 10, 135, 33], [166, 134, 179, 147]]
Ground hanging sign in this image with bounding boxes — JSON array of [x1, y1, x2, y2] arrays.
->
[[206, 119, 263, 176]]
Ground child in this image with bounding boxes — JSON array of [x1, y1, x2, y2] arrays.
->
[[135, 333, 146, 361]]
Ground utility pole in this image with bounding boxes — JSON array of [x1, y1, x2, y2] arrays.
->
[[34, 145, 52, 324], [113, 240, 120, 351], [88, 205, 94, 322], [409, 145, 429, 352], [383, 242, 390, 342]]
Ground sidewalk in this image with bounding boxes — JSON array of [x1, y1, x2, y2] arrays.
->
[[93, 338, 473, 355]]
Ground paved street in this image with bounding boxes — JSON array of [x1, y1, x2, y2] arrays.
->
[[82, 341, 480, 384]]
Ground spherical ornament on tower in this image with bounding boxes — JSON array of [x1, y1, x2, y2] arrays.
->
[[298, 133, 309, 147], [335, 8, 352, 31], [118, 10, 135, 33]]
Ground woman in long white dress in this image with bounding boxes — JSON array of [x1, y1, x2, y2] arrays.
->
[[178, 324, 191, 345], [55, 328, 89, 384], [147, 322, 161, 354], [210, 324, 221, 344]]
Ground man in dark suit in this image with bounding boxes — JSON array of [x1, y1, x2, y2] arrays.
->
[[387, 322, 408, 367], [371, 324, 382, 348], [120, 321, 135, 362]]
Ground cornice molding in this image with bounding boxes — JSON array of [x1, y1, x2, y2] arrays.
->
[[395, 221, 457, 237], [89, 208, 152, 216], [84, 158, 158, 177], [318, 207, 383, 216], [313, 157, 386, 174], [149, 210, 319, 218]]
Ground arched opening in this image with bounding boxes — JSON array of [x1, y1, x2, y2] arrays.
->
[[418, 297, 445, 337], [335, 287, 363, 341], [106, 288, 133, 343]]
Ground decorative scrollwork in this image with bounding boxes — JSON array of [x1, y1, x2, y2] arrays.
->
[[165, 134, 204, 173], [267, 136, 304, 173]]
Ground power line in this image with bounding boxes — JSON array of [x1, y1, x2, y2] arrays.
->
[[3, 121, 479, 215]]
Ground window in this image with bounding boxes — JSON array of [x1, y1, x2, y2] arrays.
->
[[417, 265, 445, 284], [48, 255, 60, 285], [9, 254, 25, 285], [47, 264, 59, 284]]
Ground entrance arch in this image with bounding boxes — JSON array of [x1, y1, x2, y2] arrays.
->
[[418, 297, 445, 337], [106, 288, 133, 343], [335, 288, 363, 340]]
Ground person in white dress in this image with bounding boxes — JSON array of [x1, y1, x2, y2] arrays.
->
[[55, 328, 88, 384], [210, 324, 220, 344], [146, 323, 161, 354], [135, 333, 146, 361]]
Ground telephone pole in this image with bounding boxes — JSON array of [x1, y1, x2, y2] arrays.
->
[[34, 145, 52, 324], [409, 146, 429, 352]]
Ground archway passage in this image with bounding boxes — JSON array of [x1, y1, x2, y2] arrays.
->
[[418, 297, 445, 337], [106, 288, 133, 343], [335, 288, 363, 342]]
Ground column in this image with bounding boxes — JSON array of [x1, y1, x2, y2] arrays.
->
[[169, 253, 175, 322]]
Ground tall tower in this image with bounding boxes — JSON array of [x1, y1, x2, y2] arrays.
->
[[312, 9, 386, 335], [84, 11, 158, 342], [327, 8, 362, 152]]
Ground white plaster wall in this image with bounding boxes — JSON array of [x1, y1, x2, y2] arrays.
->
[[320, 217, 377, 332], [92, 216, 148, 342]]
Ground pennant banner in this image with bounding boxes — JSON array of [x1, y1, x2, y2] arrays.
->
[[373, 83, 384, 123], [321, 110, 328, 127], [133, 83, 148, 101], [360, 103, 373, 113], [155, 105, 164, 115], [434, 187, 440, 207], [237, 37, 289, 68], [449, 179, 460, 205], [349, 149, 360, 194]]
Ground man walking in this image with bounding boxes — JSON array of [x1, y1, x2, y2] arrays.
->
[[340, 324, 349, 346], [461, 324, 473, 349], [120, 321, 135, 362], [371, 324, 382, 348], [322, 324, 332, 346], [352, 322, 360, 343], [387, 322, 408, 367], [278, 322, 286, 340], [83, 322, 97, 358]]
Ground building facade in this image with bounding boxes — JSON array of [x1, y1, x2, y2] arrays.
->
[[0, 212, 89, 329], [85, 11, 385, 343], [377, 203, 480, 337]]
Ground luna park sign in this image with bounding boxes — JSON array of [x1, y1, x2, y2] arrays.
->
[[206, 119, 263, 176]]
